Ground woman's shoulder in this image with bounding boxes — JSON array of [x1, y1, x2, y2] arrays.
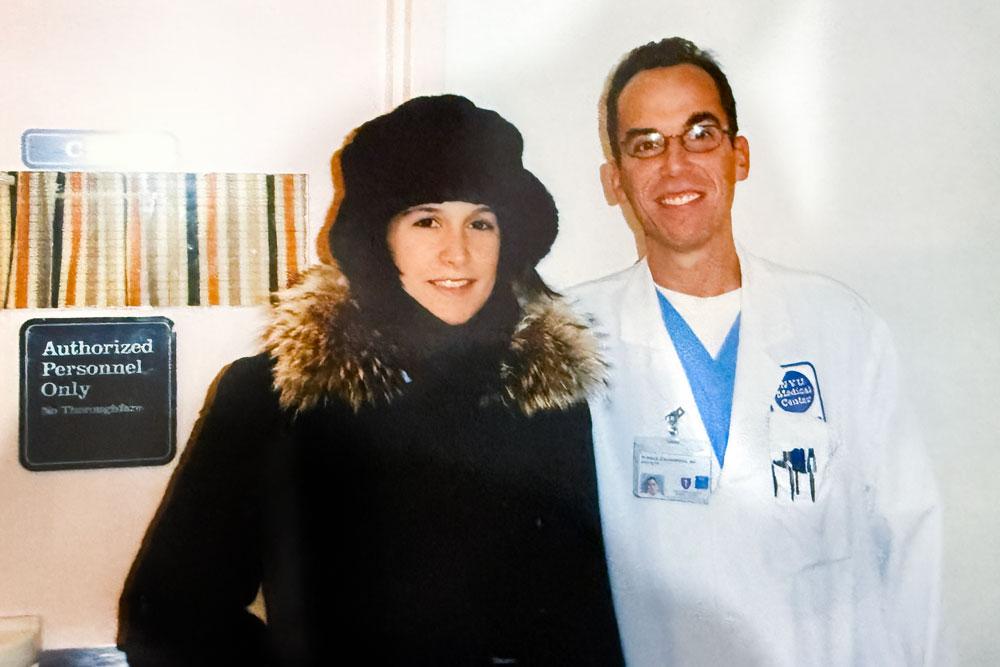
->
[[221, 352, 276, 387], [205, 353, 282, 423], [177, 353, 284, 474], [501, 293, 607, 417]]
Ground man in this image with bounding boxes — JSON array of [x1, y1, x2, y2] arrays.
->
[[570, 37, 942, 665]]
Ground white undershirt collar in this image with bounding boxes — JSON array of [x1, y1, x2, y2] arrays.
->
[[655, 285, 742, 358]]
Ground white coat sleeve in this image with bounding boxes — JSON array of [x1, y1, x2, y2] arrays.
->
[[863, 318, 944, 665]]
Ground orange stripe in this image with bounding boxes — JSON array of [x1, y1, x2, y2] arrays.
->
[[126, 175, 142, 306], [282, 174, 299, 282], [64, 173, 83, 306], [205, 173, 219, 305], [13, 174, 31, 308]]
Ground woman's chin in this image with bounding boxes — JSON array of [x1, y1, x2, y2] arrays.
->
[[429, 307, 479, 326], [407, 286, 493, 326]]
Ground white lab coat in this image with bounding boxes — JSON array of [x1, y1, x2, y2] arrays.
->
[[569, 251, 941, 667]]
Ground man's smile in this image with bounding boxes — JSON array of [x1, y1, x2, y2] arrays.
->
[[657, 191, 702, 206]]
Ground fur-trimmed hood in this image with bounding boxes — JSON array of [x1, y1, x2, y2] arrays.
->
[[263, 264, 605, 416]]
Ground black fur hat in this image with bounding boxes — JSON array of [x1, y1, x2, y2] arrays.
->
[[329, 95, 559, 296]]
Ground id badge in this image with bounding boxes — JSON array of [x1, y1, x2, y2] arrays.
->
[[633, 436, 713, 504]]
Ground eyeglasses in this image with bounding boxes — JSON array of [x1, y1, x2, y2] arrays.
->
[[621, 123, 730, 159]]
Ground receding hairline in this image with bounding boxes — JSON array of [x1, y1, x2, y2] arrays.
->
[[603, 38, 739, 161]]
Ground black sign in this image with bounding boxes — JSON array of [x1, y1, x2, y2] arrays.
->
[[19, 317, 176, 471]]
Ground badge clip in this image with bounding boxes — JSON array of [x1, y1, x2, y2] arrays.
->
[[665, 406, 685, 441]]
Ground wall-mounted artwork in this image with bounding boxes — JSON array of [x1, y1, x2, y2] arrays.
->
[[0, 171, 307, 308]]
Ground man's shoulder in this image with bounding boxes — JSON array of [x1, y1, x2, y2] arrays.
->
[[565, 261, 643, 310], [563, 262, 647, 336], [745, 253, 877, 320], [568, 261, 640, 292]]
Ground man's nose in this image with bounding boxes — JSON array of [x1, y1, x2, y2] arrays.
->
[[658, 136, 691, 174]]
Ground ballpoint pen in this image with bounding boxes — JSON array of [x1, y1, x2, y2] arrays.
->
[[807, 448, 816, 502], [783, 451, 795, 501]]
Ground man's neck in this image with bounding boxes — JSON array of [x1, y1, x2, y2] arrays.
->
[[646, 238, 741, 297]]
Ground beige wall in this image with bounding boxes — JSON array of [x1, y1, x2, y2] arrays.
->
[[0, 306, 266, 647], [0, 0, 408, 649]]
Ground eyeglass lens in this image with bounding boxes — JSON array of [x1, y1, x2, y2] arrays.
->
[[624, 124, 724, 158]]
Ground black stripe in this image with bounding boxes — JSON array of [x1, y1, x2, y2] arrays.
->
[[266, 174, 278, 297], [185, 173, 200, 305], [50, 172, 66, 307]]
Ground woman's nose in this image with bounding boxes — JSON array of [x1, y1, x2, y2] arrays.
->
[[439, 228, 470, 265]]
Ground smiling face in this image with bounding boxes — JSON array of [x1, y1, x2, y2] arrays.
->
[[387, 201, 500, 325], [607, 64, 749, 261]]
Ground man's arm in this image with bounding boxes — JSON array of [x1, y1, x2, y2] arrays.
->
[[863, 319, 944, 665]]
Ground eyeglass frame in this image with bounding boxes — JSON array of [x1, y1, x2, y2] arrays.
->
[[618, 112, 736, 159]]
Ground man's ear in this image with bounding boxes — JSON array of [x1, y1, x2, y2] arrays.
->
[[600, 161, 622, 205], [734, 135, 750, 182]]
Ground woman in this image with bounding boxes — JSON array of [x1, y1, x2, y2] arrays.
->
[[118, 95, 623, 665]]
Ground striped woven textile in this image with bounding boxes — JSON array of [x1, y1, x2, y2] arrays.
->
[[1, 171, 307, 308]]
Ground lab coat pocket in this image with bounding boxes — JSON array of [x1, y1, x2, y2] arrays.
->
[[765, 432, 858, 652], [772, 447, 858, 628], [771, 444, 851, 557], [766, 410, 853, 566]]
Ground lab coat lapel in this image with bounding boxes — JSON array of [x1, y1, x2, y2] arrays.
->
[[618, 259, 712, 447], [619, 259, 672, 350], [724, 252, 797, 485]]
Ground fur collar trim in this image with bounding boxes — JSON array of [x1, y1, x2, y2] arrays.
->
[[263, 264, 605, 416]]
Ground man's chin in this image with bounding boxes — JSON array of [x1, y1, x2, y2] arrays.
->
[[642, 225, 736, 259]]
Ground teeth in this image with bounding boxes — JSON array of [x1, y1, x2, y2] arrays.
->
[[433, 279, 470, 288], [659, 192, 700, 206]]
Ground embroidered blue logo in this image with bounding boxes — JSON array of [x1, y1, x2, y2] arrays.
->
[[775, 370, 814, 413], [681, 477, 691, 489]]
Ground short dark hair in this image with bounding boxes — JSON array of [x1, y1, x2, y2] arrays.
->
[[605, 37, 738, 161]]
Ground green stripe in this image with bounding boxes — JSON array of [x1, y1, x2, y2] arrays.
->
[[266, 174, 278, 296], [185, 173, 200, 305]]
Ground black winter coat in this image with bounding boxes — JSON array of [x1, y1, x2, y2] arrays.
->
[[118, 265, 624, 666]]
